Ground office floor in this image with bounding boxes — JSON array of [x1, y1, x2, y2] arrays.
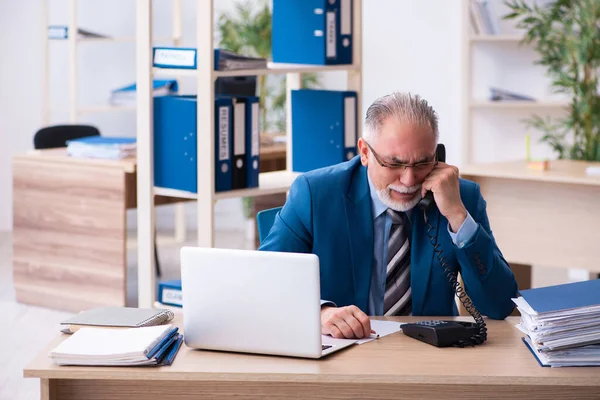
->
[[0, 210, 255, 400], [0, 215, 573, 400]]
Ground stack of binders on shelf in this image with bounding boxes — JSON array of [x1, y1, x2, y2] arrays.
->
[[152, 47, 266, 71], [291, 89, 358, 173], [513, 279, 600, 367], [272, 0, 353, 65], [153, 94, 260, 193]]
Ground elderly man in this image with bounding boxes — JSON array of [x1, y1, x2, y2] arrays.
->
[[259, 92, 518, 339]]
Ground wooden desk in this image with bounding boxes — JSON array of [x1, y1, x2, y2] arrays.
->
[[460, 160, 600, 284], [12, 149, 183, 312], [24, 316, 600, 400]]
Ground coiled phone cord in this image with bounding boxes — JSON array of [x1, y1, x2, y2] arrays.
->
[[424, 212, 488, 347]]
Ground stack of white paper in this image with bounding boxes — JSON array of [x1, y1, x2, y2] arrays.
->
[[49, 324, 180, 366], [513, 280, 600, 367]]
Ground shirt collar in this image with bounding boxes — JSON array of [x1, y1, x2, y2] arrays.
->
[[366, 169, 415, 221]]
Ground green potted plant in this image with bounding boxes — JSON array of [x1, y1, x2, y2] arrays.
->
[[504, 0, 600, 162], [217, 0, 320, 238]]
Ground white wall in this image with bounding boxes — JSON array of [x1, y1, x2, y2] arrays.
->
[[362, 0, 464, 165]]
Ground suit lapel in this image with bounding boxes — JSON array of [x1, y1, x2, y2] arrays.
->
[[410, 204, 440, 315], [343, 165, 373, 313]]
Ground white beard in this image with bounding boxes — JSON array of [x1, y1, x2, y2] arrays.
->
[[376, 183, 422, 212]]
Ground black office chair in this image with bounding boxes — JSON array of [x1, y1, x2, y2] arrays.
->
[[33, 124, 162, 277], [33, 124, 101, 149]]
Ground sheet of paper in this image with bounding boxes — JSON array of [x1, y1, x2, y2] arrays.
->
[[356, 320, 405, 345]]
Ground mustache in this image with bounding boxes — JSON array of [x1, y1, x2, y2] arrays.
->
[[387, 183, 422, 194]]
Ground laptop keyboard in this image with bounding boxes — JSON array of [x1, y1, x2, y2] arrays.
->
[[322, 345, 332, 351]]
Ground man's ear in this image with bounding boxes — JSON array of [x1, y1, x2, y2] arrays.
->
[[357, 138, 369, 167]]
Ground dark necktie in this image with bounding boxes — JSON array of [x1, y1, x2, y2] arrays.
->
[[383, 209, 412, 316]]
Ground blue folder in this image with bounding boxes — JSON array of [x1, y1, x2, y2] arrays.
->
[[157, 280, 182, 308], [272, 0, 353, 65], [291, 89, 358, 172], [153, 95, 233, 193], [519, 279, 600, 313]]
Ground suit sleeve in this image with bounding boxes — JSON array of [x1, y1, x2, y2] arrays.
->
[[258, 175, 314, 253], [454, 184, 519, 320]]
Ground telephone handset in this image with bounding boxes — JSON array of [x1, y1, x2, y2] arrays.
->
[[417, 143, 446, 212], [401, 143, 488, 347]]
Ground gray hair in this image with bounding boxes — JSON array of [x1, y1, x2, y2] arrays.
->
[[363, 92, 439, 143]]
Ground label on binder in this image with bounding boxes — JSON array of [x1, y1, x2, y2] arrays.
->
[[326, 12, 337, 58], [218, 106, 230, 161], [251, 103, 259, 157], [341, 0, 352, 35], [344, 96, 356, 148], [234, 103, 245, 156], [154, 48, 196, 67], [162, 288, 182, 306]]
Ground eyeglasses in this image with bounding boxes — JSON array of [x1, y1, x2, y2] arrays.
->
[[365, 141, 438, 172]]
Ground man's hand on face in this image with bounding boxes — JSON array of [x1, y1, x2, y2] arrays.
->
[[420, 162, 467, 232], [320, 305, 373, 339]]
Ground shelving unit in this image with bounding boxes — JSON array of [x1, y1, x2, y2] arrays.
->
[[461, 0, 569, 165], [135, 0, 363, 308], [43, 0, 188, 245]]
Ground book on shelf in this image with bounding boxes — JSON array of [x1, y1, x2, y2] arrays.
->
[[50, 324, 183, 366], [513, 279, 600, 367], [489, 87, 535, 102], [152, 47, 267, 71], [66, 136, 136, 159], [48, 25, 109, 40], [109, 79, 179, 106], [470, 0, 500, 35]]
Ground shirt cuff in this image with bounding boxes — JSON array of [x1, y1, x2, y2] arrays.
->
[[447, 211, 477, 248], [321, 300, 336, 308]]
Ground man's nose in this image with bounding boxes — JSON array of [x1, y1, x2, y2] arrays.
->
[[400, 167, 418, 187]]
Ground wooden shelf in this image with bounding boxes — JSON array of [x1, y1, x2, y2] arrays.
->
[[153, 170, 301, 201], [50, 36, 174, 43], [469, 34, 524, 43], [470, 101, 570, 110], [77, 105, 136, 114], [153, 62, 360, 78]]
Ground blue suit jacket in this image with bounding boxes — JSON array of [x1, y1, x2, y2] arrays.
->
[[259, 157, 518, 319]]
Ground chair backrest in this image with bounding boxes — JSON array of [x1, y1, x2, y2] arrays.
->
[[256, 206, 282, 244], [33, 124, 100, 149]]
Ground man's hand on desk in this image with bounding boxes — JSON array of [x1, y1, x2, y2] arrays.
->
[[321, 305, 372, 339]]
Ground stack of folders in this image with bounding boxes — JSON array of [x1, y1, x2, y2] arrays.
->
[[152, 47, 266, 71], [109, 79, 178, 106], [50, 324, 183, 366], [66, 137, 136, 160], [489, 88, 535, 102], [513, 279, 600, 367], [469, 0, 500, 35]]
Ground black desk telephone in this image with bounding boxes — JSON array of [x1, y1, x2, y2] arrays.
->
[[400, 144, 488, 348]]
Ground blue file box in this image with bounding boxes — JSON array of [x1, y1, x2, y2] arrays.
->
[[291, 89, 358, 173], [272, 0, 353, 65]]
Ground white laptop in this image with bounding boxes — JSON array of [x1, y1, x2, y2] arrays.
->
[[180, 246, 357, 359]]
